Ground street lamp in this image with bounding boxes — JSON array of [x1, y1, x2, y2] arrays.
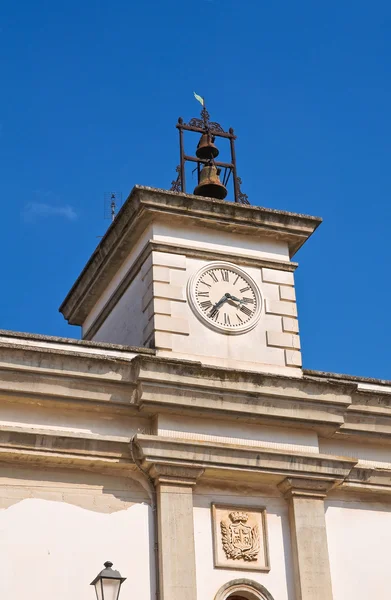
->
[[90, 561, 126, 600]]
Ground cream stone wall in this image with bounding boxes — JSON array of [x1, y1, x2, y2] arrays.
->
[[0, 466, 154, 600], [151, 222, 291, 261], [92, 269, 147, 346], [85, 214, 301, 374], [82, 225, 153, 335], [325, 497, 391, 600], [154, 254, 300, 374], [156, 414, 319, 454], [320, 438, 391, 467], [193, 484, 294, 600]]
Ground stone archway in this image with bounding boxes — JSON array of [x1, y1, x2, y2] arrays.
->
[[214, 579, 275, 600]]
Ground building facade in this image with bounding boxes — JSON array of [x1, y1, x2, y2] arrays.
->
[[1, 181, 391, 600]]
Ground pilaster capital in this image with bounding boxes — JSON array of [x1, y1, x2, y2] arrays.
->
[[278, 477, 336, 500], [148, 463, 205, 487]]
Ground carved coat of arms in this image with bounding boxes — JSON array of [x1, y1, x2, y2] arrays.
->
[[220, 511, 260, 561]]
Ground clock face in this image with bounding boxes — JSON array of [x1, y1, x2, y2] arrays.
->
[[187, 262, 262, 334]]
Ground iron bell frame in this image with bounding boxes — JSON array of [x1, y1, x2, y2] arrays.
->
[[171, 106, 249, 205]]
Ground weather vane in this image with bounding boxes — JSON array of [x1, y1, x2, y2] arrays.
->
[[170, 93, 249, 205]]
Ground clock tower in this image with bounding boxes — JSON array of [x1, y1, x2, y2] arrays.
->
[[60, 107, 321, 376]]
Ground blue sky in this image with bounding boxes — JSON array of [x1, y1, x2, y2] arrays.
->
[[1, 1, 391, 379]]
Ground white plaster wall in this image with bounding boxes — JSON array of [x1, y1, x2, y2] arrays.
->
[[326, 498, 391, 600], [0, 467, 154, 600], [92, 270, 146, 346], [157, 414, 319, 454], [193, 485, 294, 600], [152, 222, 290, 261]]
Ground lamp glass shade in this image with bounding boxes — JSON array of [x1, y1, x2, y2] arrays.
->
[[100, 578, 122, 600], [94, 579, 104, 600]]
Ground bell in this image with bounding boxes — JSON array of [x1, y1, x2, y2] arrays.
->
[[196, 133, 219, 160], [194, 165, 228, 200]]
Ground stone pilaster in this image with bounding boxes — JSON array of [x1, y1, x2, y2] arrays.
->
[[278, 477, 335, 600], [149, 464, 204, 600]]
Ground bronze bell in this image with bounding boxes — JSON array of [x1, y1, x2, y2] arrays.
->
[[196, 133, 219, 160], [194, 165, 228, 200]]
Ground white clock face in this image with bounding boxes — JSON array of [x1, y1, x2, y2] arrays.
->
[[187, 262, 262, 334]]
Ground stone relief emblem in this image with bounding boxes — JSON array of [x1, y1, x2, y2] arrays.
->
[[212, 504, 269, 571], [220, 511, 260, 561]]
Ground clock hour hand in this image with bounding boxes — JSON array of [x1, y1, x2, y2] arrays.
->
[[208, 294, 229, 316]]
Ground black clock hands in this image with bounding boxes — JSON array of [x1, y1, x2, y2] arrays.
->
[[225, 293, 242, 303], [208, 294, 229, 317]]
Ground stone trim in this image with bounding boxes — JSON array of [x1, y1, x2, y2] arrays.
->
[[262, 266, 301, 368], [151, 240, 298, 272], [265, 299, 298, 317], [141, 251, 189, 349], [266, 331, 301, 350], [262, 268, 294, 286], [214, 579, 275, 600], [148, 463, 204, 487], [278, 477, 336, 500]]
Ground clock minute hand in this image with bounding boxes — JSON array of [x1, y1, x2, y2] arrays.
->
[[226, 293, 242, 303]]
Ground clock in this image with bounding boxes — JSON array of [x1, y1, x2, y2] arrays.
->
[[187, 261, 262, 334]]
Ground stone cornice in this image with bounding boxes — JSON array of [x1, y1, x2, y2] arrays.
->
[[134, 434, 357, 485], [0, 425, 134, 473], [2, 344, 391, 446], [0, 426, 391, 498], [133, 355, 356, 436], [59, 186, 321, 324], [0, 329, 154, 356]]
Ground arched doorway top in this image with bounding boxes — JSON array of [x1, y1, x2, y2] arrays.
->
[[214, 579, 275, 600]]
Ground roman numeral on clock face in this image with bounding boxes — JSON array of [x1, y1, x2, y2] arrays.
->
[[242, 297, 254, 304], [240, 305, 253, 317], [209, 271, 219, 283], [200, 300, 212, 309], [221, 270, 229, 282], [224, 313, 231, 325], [240, 286, 250, 293], [197, 291, 209, 297]]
